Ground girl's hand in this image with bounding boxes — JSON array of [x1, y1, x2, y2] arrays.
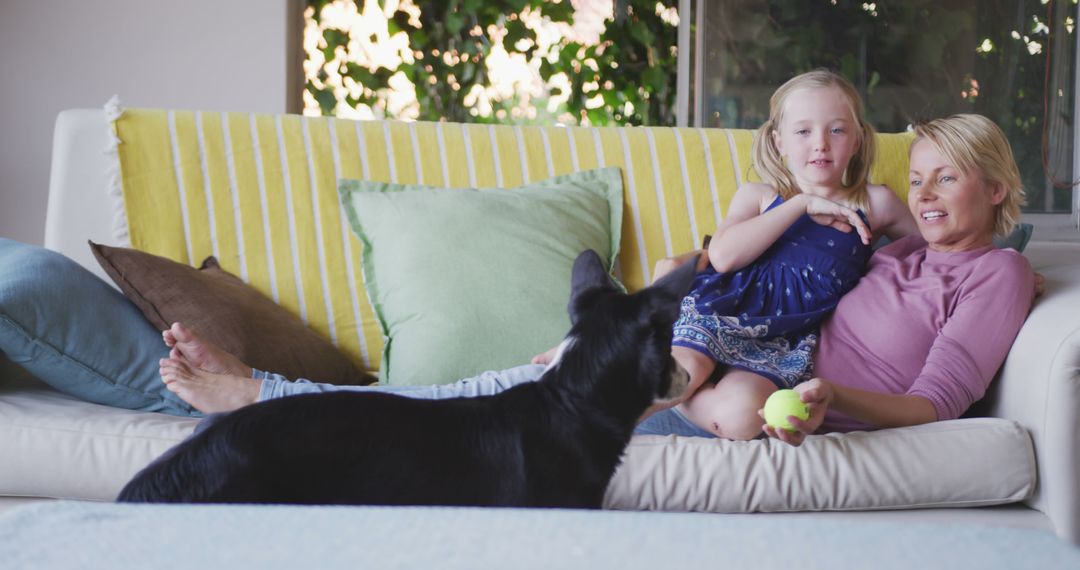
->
[[759, 378, 833, 446], [802, 195, 872, 245]]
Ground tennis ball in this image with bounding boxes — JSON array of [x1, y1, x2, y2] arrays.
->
[[763, 389, 810, 432]]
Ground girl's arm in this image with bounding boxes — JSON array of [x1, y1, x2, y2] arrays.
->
[[708, 184, 872, 273]]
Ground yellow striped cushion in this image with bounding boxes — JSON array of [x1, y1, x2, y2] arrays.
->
[[112, 109, 914, 374]]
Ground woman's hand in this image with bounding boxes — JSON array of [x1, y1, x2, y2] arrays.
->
[[652, 250, 709, 282], [1034, 271, 1046, 299], [760, 378, 833, 446], [802, 195, 872, 245]]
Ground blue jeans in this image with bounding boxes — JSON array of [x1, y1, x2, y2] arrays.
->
[[256, 364, 547, 400], [254, 364, 716, 438], [634, 406, 716, 438]]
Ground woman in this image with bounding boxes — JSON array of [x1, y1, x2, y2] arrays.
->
[[158, 114, 1036, 446]]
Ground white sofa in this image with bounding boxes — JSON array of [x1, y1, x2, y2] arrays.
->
[[2, 109, 1079, 544]]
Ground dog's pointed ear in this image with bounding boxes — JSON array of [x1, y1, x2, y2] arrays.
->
[[568, 249, 616, 318]]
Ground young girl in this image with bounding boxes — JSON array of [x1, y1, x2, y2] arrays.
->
[[643, 70, 917, 441]]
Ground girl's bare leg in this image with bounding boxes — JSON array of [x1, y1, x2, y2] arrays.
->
[[678, 369, 778, 440]]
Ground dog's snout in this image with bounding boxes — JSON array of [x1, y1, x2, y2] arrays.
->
[[659, 361, 691, 403]]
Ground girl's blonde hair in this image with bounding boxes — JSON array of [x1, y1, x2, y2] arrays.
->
[[751, 69, 876, 211], [912, 114, 1026, 238]]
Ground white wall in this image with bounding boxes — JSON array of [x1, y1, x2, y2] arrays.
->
[[0, 0, 299, 245]]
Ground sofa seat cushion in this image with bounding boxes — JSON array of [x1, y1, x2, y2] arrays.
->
[[0, 375, 198, 501], [606, 419, 1036, 512], [0, 375, 1035, 509]]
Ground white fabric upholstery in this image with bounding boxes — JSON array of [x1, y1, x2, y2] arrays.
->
[[990, 246, 1080, 542], [44, 109, 123, 285], [0, 373, 198, 501], [3, 502, 1077, 570], [608, 420, 1035, 512]]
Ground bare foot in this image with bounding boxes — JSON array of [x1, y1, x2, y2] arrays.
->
[[530, 345, 559, 365], [160, 357, 261, 414], [163, 322, 252, 378]]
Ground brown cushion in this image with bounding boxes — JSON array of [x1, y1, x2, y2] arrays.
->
[[89, 242, 374, 386]]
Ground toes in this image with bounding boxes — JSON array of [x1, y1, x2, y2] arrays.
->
[[159, 357, 192, 377], [171, 322, 196, 344]]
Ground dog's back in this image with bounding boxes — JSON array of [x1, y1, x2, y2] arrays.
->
[[117, 250, 696, 507], [119, 392, 530, 505]]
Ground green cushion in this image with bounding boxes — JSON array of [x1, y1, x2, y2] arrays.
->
[[339, 167, 624, 386]]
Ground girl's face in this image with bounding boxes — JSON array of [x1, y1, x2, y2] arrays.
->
[[771, 86, 861, 196], [908, 138, 1004, 252]]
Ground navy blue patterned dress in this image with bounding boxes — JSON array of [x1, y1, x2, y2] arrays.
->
[[671, 195, 871, 388]]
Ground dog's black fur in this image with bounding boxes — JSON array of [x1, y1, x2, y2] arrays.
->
[[116, 250, 696, 508]]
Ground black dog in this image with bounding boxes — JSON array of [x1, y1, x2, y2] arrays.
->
[[117, 249, 696, 508]]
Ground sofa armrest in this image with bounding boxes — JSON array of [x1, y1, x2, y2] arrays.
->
[[989, 241, 1080, 543], [44, 109, 118, 283]]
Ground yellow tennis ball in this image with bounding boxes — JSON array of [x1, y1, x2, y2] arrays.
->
[[763, 389, 810, 432]]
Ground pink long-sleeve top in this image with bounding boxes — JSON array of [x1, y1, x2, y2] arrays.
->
[[814, 235, 1035, 433]]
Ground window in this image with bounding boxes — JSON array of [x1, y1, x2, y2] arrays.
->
[[677, 0, 1080, 239]]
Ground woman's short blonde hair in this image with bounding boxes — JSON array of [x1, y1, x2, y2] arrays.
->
[[751, 69, 876, 211], [912, 114, 1026, 237]]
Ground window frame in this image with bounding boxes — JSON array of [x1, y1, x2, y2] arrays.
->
[[676, 0, 1080, 242]]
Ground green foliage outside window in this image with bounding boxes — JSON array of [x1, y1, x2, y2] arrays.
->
[[304, 0, 678, 127]]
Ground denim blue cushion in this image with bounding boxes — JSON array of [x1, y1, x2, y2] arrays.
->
[[0, 239, 195, 415], [992, 223, 1033, 252]]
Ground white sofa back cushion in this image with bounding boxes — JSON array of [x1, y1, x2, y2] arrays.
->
[[44, 110, 122, 285]]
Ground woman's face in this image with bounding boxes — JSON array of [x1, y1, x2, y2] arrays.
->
[[908, 138, 1005, 252]]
